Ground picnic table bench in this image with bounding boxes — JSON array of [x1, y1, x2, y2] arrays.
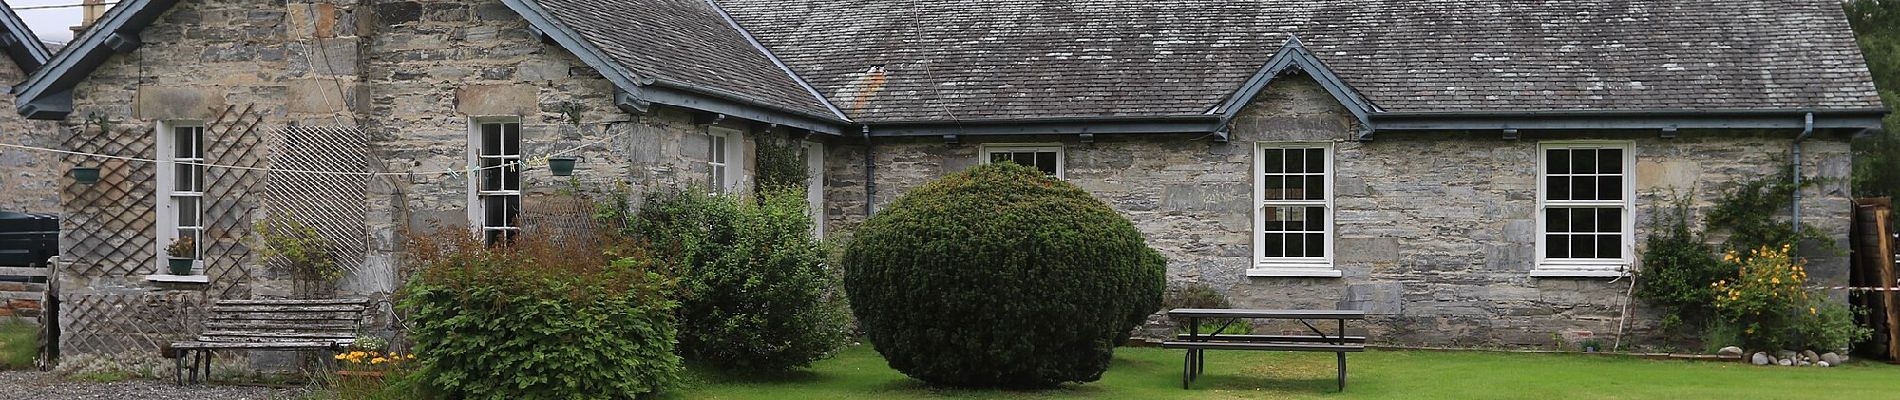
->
[[1161, 308, 1365, 391], [168, 298, 367, 385]]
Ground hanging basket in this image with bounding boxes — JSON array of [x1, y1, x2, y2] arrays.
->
[[547, 157, 578, 176], [70, 167, 101, 184]]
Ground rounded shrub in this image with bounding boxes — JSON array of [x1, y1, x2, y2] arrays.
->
[[842, 162, 1166, 388]]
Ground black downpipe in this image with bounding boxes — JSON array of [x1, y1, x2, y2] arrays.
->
[[862, 125, 875, 218], [1792, 113, 1813, 232]]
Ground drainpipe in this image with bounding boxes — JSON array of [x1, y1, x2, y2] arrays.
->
[[862, 125, 876, 217], [1792, 112, 1813, 232]]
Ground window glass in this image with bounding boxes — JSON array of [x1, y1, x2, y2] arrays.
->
[[1258, 145, 1330, 263], [1540, 144, 1631, 262]]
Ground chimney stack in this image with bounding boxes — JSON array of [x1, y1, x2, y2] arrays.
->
[[69, 0, 110, 37]]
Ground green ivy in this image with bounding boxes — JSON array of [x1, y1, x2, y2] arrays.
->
[[754, 134, 808, 192], [1705, 169, 1829, 254], [1633, 193, 1730, 332]]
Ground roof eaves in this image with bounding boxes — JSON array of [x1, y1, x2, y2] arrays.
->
[[0, 0, 50, 71], [13, 0, 176, 119], [1208, 35, 1378, 135], [704, 0, 850, 123], [507, 0, 844, 134]]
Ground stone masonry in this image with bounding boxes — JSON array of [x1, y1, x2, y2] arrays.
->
[[822, 75, 1855, 348], [44, 0, 776, 369], [0, 50, 59, 214]]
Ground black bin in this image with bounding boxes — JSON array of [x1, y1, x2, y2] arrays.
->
[[0, 211, 58, 267]]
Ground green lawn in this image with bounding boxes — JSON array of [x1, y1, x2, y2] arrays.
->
[[673, 345, 1900, 400]]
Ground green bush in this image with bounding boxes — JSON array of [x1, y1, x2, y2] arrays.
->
[[1633, 195, 1731, 332], [1164, 283, 1250, 336], [622, 187, 849, 372], [399, 229, 680, 399], [842, 162, 1166, 389]]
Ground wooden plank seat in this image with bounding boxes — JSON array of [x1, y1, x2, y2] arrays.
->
[[168, 298, 367, 385]]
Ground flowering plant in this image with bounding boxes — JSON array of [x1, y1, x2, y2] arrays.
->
[[334, 350, 415, 371], [1710, 245, 1868, 351]]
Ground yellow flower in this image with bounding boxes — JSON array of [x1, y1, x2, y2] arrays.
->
[[371, 357, 387, 364], [1810, 307, 1818, 315], [333, 353, 347, 361], [405, 354, 416, 360]]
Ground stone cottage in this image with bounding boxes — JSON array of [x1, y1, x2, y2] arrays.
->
[[5, 0, 1887, 367], [0, 3, 57, 214]]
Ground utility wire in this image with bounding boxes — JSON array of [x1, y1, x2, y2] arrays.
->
[[11, 2, 116, 11], [0, 126, 627, 177]]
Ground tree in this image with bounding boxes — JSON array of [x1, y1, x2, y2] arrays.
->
[[1847, 0, 1900, 197]]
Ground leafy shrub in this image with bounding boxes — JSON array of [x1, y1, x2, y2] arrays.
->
[[620, 187, 849, 372], [842, 162, 1167, 389], [399, 228, 680, 399], [1633, 195, 1731, 331], [1711, 246, 1871, 351], [1164, 283, 1250, 336]]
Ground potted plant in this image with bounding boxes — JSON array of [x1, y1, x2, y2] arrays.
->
[[70, 167, 101, 184], [547, 156, 578, 176], [165, 236, 196, 275]]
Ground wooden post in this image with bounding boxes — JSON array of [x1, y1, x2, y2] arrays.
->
[[1875, 208, 1899, 362]]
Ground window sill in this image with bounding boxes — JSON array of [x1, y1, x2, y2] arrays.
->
[[1529, 268, 1628, 278], [1246, 268, 1343, 278], [145, 274, 209, 284]]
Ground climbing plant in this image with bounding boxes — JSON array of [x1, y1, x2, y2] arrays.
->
[[1705, 169, 1829, 255], [754, 133, 807, 192]]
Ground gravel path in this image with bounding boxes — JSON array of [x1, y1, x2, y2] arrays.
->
[[0, 371, 307, 400]]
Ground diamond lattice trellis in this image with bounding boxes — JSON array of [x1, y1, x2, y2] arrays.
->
[[56, 104, 270, 360], [259, 125, 370, 293]]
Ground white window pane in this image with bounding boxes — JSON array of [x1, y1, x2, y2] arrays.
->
[[1547, 149, 1571, 174], [1599, 149, 1623, 174], [502, 123, 520, 156], [481, 123, 502, 156], [176, 197, 200, 227]]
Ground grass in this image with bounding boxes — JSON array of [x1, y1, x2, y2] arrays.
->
[[0, 317, 36, 370], [670, 344, 1900, 400]]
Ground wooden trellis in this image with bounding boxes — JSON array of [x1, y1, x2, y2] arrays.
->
[[54, 104, 270, 360], [260, 125, 371, 296]]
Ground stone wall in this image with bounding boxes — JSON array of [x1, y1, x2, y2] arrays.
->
[[0, 55, 61, 214], [823, 75, 1855, 347], [43, 0, 774, 368]]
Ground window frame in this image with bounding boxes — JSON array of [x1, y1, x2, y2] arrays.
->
[[707, 126, 744, 193], [468, 117, 523, 245], [1251, 142, 1338, 277], [978, 143, 1065, 179], [1533, 141, 1636, 277], [154, 121, 206, 276]]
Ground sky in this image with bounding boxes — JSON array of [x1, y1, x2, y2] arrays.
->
[[10, 0, 88, 44]]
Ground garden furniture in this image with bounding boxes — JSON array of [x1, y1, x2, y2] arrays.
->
[[1162, 308, 1365, 391], [168, 298, 366, 385]]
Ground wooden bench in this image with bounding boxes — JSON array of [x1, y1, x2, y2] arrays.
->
[[1165, 308, 1366, 392], [169, 298, 367, 385]]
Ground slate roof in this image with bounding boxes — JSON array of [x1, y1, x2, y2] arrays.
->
[[0, 0, 50, 72], [714, 0, 1887, 123], [536, 0, 840, 120]]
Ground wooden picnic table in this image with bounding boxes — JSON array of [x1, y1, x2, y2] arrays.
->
[[1163, 308, 1366, 391]]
